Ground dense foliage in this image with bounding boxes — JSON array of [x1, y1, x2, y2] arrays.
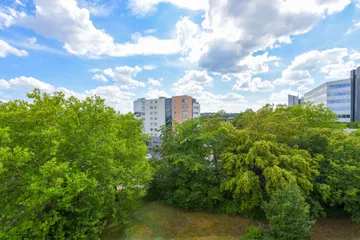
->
[[0, 90, 152, 239], [150, 102, 360, 226], [262, 185, 314, 240]]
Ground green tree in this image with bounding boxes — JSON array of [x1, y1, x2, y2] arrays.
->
[[221, 128, 320, 214], [262, 185, 314, 240], [0, 90, 152, 239]]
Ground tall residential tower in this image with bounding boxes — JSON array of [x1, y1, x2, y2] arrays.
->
[[134, 95, 200, 147]]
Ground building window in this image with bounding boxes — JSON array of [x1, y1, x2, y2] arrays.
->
[[154, 106, 157, 109], [154, 117, 157, 120], [150, 106, 153, 109], [150, 117, 153, 120], [142, 102, 145, 105], [150, 112, 153, 115], [327, 99, 351, 104], [174, 111, 176, 114], [150, 123, 153, 126], [328, 83, 351, 89], [151, 101, 153, 104], [154, 112, 157, 115], [183, 117, 188, 121], [182, 104, 188, 108], [154, 123, 157, 126], [182, 98, 188, 103], [183, 110, 188, 116], [150, 128, 153, 131], [142, 107, 145, 111], [155, 101, 157, 104]]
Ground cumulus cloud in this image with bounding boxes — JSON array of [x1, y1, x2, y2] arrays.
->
[[147, 78, 161, 87], [269, 89, 298, 105], [143, 65, 157, 70], [103, 65, 145, 88], [172, 70, 213, 95], [196, 0, 351, 73], [0, 76, 54, 92], [11, 0, 180, 58], [274, 48, 358, 85], [0, 6, 26, 29], [233, 77, 274, 92], [221, 75, 231, 82], [0, 39, 28, 57], [196, 92, 248, 113], [128, 0, 208, 15], [92, 74, 108, 82], [146, 89, 170, 99]]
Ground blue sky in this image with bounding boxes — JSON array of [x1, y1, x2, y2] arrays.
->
[[0, 0, 360, 113]]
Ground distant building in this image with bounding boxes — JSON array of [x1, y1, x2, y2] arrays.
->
[[304, 78, 351, 122], [133, 95, 200, 147], [288, 95, 300, 106], [289, 66, 360, 123]]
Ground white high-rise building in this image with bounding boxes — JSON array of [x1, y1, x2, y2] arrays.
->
[[134, 95, 200, 147], [133, 97, 166, 138]]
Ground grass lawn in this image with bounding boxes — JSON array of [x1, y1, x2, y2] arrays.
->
[[101, 202, 360, 240]]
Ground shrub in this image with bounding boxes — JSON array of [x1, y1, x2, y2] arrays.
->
[[262, 185, 315, 240]]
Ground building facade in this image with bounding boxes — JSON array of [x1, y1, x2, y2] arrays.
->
[[288, 95, 300, 106], [304, 79, 351, 122], [134, 95, 200, 147], [351, 67, 360, 122]]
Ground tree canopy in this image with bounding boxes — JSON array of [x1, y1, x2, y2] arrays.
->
[[0, 90, 152, 239], [150, 102, 360, 224]]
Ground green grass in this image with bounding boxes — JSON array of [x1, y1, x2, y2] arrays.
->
[[101, 202, 360, 240]]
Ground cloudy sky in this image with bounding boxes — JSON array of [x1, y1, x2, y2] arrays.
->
[[0, 0, 360, 113]]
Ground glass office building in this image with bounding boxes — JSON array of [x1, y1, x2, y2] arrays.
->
[[304, 79, 351, 122]]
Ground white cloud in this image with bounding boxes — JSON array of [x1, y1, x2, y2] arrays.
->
[[13, 0, 180, 58], [350, 51, 360, 60], [103, 65, 146, 88], [233, 77, 274, 92], [172, 81, 204, 96], [221, 75, 232, 82], [89, 68, 102, 73], [0, 76, 54, 92], [15, 0, 25, 7], [274, 48, 354, 85], [147, 78, 161, 87], [0, 7, 26, 29], [357, 0, 360, 8], [196, 0, 351, 73], [269, 89, 298, 105], [128, 0, 208, 16], [196, 91, 248, 113], [0, 80, 11, 89], [78, 0, 117, 17], [29, 37, 37, 44], [178, 70, 213, 85], [320, 60, 358, 79], [0, 39, 28, 57], [172, 70, 214, 96], [143, 65, 157, 70], [345, 21, 360, 35], [92, 74, 108, 82], [144, 28, 156, 34], [297, 85, 309, 92], [146, 89, 170, 99], [4, 38, 67, 55]]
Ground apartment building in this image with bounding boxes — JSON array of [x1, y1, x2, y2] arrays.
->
[[134, 95, 200, 147], [288, 66, 360, 123]]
